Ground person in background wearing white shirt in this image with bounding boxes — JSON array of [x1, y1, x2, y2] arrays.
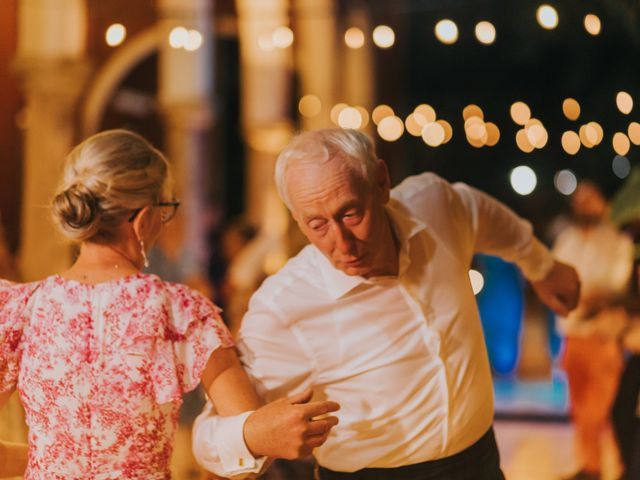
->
[[193, 128, 580, 480], [553, 181, 634, 480]]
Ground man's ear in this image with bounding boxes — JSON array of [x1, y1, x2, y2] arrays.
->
[[375, 159, 391, 203]]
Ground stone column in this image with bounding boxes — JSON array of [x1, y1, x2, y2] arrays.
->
[[157, 0, 214, 275], [235, 0, 293, 227], [293, 0, 337, 130], [15, 0, 89, 280]]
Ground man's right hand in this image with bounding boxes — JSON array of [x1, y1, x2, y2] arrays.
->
[[243, 389, 340, 459]]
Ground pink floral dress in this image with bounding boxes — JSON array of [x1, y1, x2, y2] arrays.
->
[[0, 273, 234, 479]]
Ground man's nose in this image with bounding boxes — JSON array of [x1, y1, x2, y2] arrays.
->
[[332, 223, 354, 255]]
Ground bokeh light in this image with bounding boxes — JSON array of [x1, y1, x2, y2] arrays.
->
[[463, 104, 484, 121], [435, 19, 459, 44], [510, 166, 537, 195], [169, 26, 189, 49], [372, 105, 394, 125], [584, 14, 601, 36], [562, 98, 581, 121], [378, 116, 404, 141], [510, 102, 531, 125], [184, 29, 203, 52], [422, 121, 446, 147], [272, 26, 294, 48], [628, 122, 640, 145], [613, 132, 631, 156], [106, 23, 126, 47], [561, 131, 581, 155], [469, 270, 485, 295], [437, 119, 453, 144], [330, 103, 348, 125], [617, 91, 634, 115], [475, 21, 496, 45], [344, 27, 365, 49], [415, 104, 437, 123], [338, 107, 363, 129], [516, 129, 535, 153], [298, 95, 322, 118], [537, 4, 559, 30], [554, 169, 577, 195], [373, 25, 395, 49], [612, 155, 631, 179]]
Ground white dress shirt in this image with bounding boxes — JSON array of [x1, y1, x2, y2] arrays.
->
[[192, 173, 555, 477], [553, 221, 633, 336]]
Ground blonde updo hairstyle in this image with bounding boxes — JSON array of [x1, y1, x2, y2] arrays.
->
[[52, 129, 171, 242]]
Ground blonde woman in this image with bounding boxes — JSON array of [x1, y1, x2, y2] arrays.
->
[[0, 130, 339, 479]]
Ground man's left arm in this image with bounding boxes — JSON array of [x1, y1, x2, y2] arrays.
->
[[454, 182, 580, 315]]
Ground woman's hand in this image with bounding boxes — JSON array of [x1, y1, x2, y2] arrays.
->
[[243, 389, 339, 459]]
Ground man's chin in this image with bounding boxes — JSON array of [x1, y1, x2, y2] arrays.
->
[[337, 262, 371, 277]]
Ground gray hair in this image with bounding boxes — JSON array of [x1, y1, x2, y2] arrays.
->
[[52, 129, 171, 242], [274, 128, 379, 211]]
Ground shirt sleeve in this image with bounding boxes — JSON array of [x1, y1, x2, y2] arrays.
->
[[453, 182, 555, 281], [152, 283, 235, 404], [0, 282, 37, 395], [191, 288, 315, 476]]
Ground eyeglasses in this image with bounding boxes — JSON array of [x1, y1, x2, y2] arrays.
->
[[128, 200, 181, 224]]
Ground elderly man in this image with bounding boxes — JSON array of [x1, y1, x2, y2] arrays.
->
[[193, 129, 579, 480]]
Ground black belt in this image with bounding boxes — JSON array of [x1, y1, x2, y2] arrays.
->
[[317, 427, 504, 480]]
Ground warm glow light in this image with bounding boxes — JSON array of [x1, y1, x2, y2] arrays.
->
[[510, 102, 531, 125], [438, 119, 453, 144], [628, 122, 640, 145], [562, 98, 581, 121], [338, 107, 363, 129], [372, 25, 395, 49], [475, 21, 496, 45], [106, 23, 126, 47], [526, 122, 547, 149], [579, 124, 594, 148], [613, 132, 631, 156], [415, 104, 436, 123], [466, 121, 487, 143], [617, 91, 634, 115], [435, 19, 459, 45], [485, 122, 500, 146], [516, 129, 535, 153], [583, 123, 599, 145], [406, 113, 427, 136], [372, 105, 394, 125], [554, 169, 577, 195], [184, 29, 203, 51], [330, 103, 348, 125], [169, 26, 189, 49], [344, 27, 365, 49], [378, 116, 404, 141], [356, 106, 370, 128], [589, 121, 604, 145], [511, 166, 537, 195], [258, 33, 275, 51], [613, 155, 631, 179], [537, 4, 559, 30], [562, 131, 581, 155], [469, 270, 485, 295], [272, 27, 294, 48], [463, 104, 484, 121], [298, 95, 322, 118], [584, 14, 601, 36], [422, 122, 446, 147]]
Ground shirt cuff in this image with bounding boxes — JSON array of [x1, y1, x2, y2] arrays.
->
[[515, 237, 555, 282], [193, 410, 266, 477]]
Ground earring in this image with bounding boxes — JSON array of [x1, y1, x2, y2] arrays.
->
[[139, 239, 149, 268]]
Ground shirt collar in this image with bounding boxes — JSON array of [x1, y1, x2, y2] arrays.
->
[[315, 198, 426, 300]]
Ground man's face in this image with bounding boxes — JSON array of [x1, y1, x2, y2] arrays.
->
[[287, 155, 390, 277], [571, 183, 607, 221]]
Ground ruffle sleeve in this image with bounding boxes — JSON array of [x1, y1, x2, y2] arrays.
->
[[151, 282, 234, 404]]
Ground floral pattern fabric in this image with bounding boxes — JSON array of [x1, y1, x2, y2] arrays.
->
[[0, 273, 234, 480]]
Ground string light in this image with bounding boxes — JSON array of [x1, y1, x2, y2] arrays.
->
[[554, 169, 577, 195], [298, 95, 322, 118], [616, 91, 634, 115], [344, 27, 365, 49], [378, 116, 404, 141], [511, 166, 537, 195], [584, 14, 601, 36], [435, 19, 459, 44], [561, 131, 581, 155], [562, 98, 581, 120], [372, 25, 395, 48], [106, 24, 126, 47], [510, 102, 531, 125], [475, 21, 496, 45], [469, 270, 484, 295], [537, 4, 559, 30]]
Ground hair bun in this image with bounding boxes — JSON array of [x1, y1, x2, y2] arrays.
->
[[52, 183, 102, 241]]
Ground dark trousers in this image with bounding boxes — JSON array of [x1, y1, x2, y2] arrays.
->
[[318, 428, 505, 480], [612, 354, 640, 478]]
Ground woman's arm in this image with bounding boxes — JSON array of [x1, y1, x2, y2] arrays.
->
[[0, 389, 28, 478]]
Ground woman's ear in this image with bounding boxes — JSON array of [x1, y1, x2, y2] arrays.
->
[[131, 206, 152, 242]]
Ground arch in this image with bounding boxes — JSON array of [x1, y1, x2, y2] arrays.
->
[[82, 25, 159, 136]]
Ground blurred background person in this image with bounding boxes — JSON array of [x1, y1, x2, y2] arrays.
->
[[553, 181, 635, 480]]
